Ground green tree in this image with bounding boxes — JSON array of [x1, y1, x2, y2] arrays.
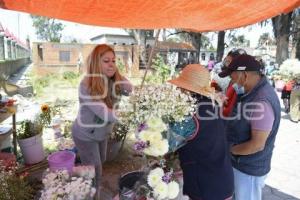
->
[[31, 15, 64, 42], [146, 54, 171, 84], [272, 12, 293, 64], [291, 8, 300, 60], [173, 30, 212, 62], [258, 32, 275, 46], [125, 29, 153, 66], [229, 34, 250, 47], [216, 31, 226, 62]]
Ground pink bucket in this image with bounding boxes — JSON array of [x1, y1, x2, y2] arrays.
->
[[47, 150, 75, 173]]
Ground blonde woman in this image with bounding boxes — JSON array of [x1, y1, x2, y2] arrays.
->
[[72, 44, 132, 192]]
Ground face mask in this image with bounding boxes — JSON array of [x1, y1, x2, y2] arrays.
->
[[232, 83, 245, 95], [232, 72, 246, 95]]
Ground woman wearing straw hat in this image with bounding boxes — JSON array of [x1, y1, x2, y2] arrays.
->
[[168, 64, 233, 200]]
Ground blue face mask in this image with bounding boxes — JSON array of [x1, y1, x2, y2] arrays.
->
[[232, 83, 245, 95]]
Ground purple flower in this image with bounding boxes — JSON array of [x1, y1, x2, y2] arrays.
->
[[134, 140, 148, 152], [137, 123, 148, 132], [162, 172, 173, 183]]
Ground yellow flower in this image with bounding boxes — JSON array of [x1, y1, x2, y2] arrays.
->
[[41, 104, 49, 113]]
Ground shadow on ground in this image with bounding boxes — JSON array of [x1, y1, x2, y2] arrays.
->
[[100, 139, 144, 200], [263, 185, 300, 200]]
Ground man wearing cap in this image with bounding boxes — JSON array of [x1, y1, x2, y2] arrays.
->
[[220, 54, 281, 200]]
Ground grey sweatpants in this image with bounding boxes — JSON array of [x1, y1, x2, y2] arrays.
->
[[73, 136, 108, 187]]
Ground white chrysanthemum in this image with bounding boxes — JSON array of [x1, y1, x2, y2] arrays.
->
[[167, 181, 180, 199], [153, 181, 168, 200], [154, 139, 169, 155], [144, 146, 160, 157], [147, 168, 164, 188], [144, 139, 169, 157], [139, 130, 162, 143], [147, 118, 167, 131]]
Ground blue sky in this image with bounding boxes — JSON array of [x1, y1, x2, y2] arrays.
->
[[0, 8, 273, 47]]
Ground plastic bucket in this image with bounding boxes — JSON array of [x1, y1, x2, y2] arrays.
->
[[47, 150, 75, 173], [17, 134, 45, 165], [119, 171, 144, 200]]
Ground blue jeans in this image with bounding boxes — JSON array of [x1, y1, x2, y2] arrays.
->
[[233, 168, 267, 200]]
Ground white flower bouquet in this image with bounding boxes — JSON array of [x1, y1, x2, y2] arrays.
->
[[118, 84, 197, 200], [40, 168, 96, 200], [120, 167, 180, 200], [277, 59, 300, 81], [134, 118, 169, 157], [147, 167, 180, 200], [118, 84, 196, 129]]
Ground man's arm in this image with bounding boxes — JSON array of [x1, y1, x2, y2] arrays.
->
[[231, 129, 270, 155], [231, 100, 274, 155]]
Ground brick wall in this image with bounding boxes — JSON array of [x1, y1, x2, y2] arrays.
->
[[32, 42, 141, 77]]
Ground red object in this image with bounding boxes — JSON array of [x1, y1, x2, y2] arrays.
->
[[283, 80, 295, 92], [210, 80, 222, 92], [0, 152, 16, 170], [222, 83, 237, 117]]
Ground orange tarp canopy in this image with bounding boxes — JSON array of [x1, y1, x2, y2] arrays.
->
[[1, 0, 300, 31]]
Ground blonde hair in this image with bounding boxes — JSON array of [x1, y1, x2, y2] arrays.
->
[[85, 44, 122, 108]]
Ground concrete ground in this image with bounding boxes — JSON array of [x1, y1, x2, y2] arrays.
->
[[262, 92, 300, 200]]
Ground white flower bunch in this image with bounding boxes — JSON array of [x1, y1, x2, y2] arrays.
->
[[40, 169, 96, 200], [119, 84, 196, 128], [56, 137, 75, 151], [147, 167, 179, 200], [278, 59, 300, 80], [73, 165, 95, 180], [135, 118, 169, 157]]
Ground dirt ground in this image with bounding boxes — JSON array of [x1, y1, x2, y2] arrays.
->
[[101, 139, 144, 199]]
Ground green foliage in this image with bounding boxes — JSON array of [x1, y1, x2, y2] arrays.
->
[[116, 59, 126, 74], [111, 122, 129, 142], [63, 120, 73, 138], [229, 34, 250, 47], [31, 15, 64, 42], [62, 71, 78, 80], [62, 71, 80, 86], [29, 71, 80, 96], [258, 32, 275, 46], [17, 105, 52, 139], [145, 54, 171, 84], [29, 73, 58, 96], [17, 120, 42, 140], [0, 168, 34, 200]]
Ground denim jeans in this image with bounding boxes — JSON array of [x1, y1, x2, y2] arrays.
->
[[233, 167, 267, 200]]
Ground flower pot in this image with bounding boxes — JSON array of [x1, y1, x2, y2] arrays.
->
[[106, 139, 122, 162], [118, 171, 145, 200], [47, 150, 75, 174], [17, 133, 45, 165]]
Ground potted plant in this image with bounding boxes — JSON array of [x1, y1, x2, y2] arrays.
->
[[17, 104, 52, 164], [106, 122, 129, 162]]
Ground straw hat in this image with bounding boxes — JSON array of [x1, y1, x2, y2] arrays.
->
[[168, 64, 215, 98]]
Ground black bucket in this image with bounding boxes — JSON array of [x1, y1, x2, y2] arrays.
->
[[119, 171, 144, 200]]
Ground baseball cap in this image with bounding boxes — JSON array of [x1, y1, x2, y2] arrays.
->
[[218, 54, 262, 78]]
